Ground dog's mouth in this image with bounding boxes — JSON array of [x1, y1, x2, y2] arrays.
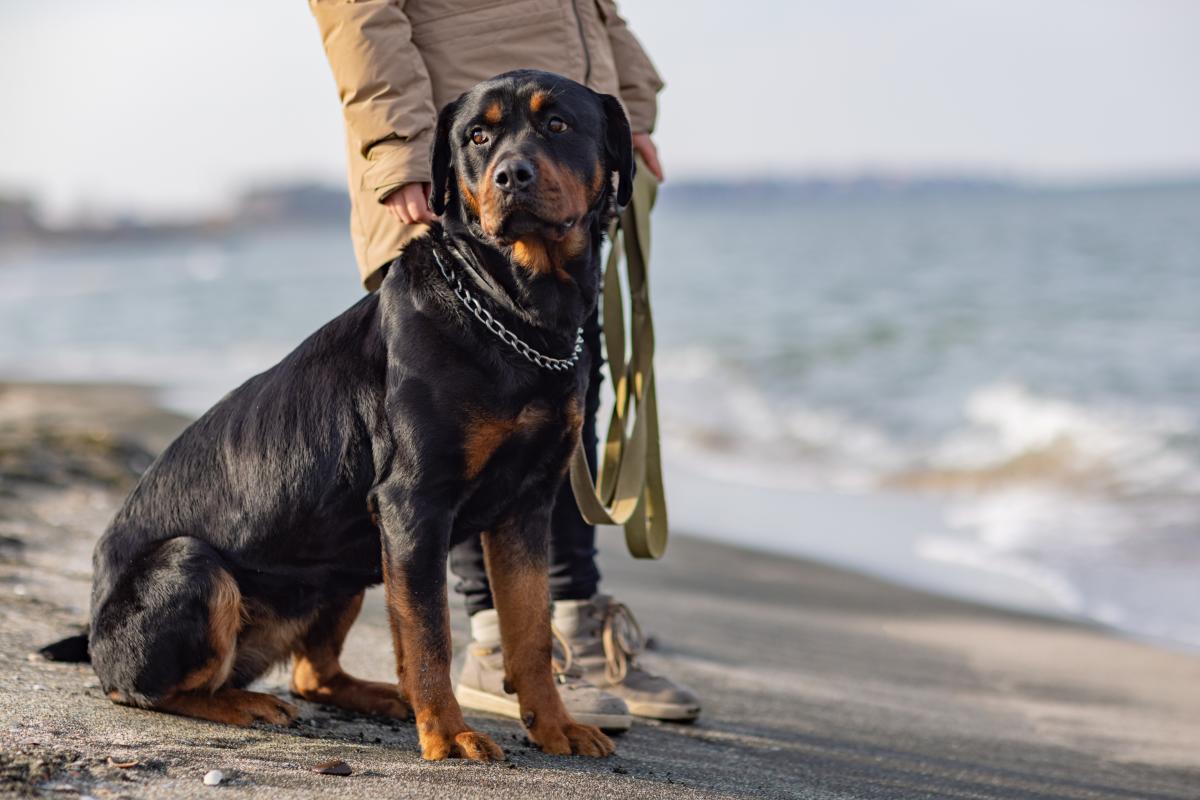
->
[[488, 202, 580, 246]]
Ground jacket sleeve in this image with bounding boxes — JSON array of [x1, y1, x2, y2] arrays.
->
[[596, 0, 665, 134], [309, 0, 437, 201]]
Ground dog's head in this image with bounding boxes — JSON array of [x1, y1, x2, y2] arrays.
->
[[431, 70, 634, 266]]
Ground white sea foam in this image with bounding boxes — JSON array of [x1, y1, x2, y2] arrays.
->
[[655, 346, 904, 491], [928, 382, 1200, 496], [656, 356, 1200, 509], [654, 354, 1200, 647]]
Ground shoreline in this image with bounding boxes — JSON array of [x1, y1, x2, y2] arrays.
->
[[666, 457, 1200, 656], [666, 459, 1074, 615], [0, 378, 1124, 639], [2, 381, 1199, 798]]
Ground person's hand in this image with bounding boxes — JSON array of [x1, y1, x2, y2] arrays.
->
[[631, 133, 663, 182], [384, 182, 437, 225]]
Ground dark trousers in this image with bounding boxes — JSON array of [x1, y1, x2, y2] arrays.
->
[[448, 309, 604, 617]]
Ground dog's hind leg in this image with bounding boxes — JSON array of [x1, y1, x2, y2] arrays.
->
[[154, 568, 298, 726], [289, 591, 411, 719], [91, 537, 298, 727], [156, 686, 299, 726]]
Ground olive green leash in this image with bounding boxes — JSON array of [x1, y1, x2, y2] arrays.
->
[[569, 158, 669, 559]]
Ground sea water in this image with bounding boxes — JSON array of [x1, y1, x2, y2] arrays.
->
[[2, 182, 1197, 647]]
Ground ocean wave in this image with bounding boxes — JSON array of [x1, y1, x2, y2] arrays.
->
[[654, 347, 905, 491], [655, 352, 1200, 503], [890, 382, 1200, 497], [653, 354, 1200, 645]]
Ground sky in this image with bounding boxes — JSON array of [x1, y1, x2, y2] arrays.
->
[[2, 0, 1199, 221]]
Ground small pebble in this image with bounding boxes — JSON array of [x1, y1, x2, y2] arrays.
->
[[613, 765, 629, 774], [203, 769, 224, 786], [312, 759, 352, 776]]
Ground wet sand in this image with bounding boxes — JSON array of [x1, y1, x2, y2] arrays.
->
[[1, 382, 1197, 799]]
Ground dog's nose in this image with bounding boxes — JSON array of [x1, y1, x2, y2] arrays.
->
[[492, 158, 537, 193]]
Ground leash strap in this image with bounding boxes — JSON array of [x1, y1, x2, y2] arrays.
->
[[569, 157, 669, 559]]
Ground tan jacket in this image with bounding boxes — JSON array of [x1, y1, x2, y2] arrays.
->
[[310, 0, 664, 288]]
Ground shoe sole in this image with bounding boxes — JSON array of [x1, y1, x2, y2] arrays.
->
[[625, 700, 701, 722], [455, 684, 632, 733]]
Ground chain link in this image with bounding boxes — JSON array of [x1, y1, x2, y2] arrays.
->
[[433, 249, 584, 372]]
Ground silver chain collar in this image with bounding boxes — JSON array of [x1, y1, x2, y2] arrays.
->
[[432, 247, 584, 372]]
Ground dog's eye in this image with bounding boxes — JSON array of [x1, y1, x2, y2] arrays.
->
[[547, 117, 568, 134], [470, 128, 489, 145]]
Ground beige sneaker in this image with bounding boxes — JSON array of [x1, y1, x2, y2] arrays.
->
[[553, 594, 702, 722], [453, 609, 632, 732]]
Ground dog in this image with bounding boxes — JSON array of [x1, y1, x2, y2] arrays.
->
[[75, 69, 632, 761]]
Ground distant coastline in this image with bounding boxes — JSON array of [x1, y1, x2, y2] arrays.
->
[[3, 173, 1198, 250], [0, 182, 351, 249]]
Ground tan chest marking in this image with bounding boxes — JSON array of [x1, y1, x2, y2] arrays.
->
[[463, 404, 553, 480]]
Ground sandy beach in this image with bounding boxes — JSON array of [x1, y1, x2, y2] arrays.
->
[[1, 382, 1198, 799]]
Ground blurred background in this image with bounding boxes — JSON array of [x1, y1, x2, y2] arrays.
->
[[1, 1, 1198, 648]]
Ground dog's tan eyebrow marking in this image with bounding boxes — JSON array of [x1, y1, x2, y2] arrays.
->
[[483, 102, 503, 125], [529, 91, 550, 113]]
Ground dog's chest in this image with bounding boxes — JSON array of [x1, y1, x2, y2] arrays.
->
[[455, 396, 582, 525]]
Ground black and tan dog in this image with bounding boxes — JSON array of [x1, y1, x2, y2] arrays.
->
[[77, 70, 632, 761]]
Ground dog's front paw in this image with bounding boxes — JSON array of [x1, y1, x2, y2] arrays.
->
[[420, 728, 505, 761], [527, 717, 614, 757]]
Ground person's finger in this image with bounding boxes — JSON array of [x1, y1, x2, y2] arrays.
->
[[632, 135, 664, 182], [393, 201, 412, 225], [384, 191, 409, 224], [405, 194, 429, 225], [647, 155, 664, 182], [642, 145, 664, 182], [408, 187, 436, 223]]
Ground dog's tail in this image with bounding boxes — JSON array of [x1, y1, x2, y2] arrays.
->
[[38, 632, 90, 663]]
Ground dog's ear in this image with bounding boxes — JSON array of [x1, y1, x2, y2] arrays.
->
[[599, 93, 635, 207], [430, 96, 461, 216]]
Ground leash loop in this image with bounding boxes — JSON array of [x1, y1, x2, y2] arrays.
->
[[569, 155, 670, 559]]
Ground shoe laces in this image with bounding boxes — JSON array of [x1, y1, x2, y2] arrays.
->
[[598, 600, 645, 684], [550, 623, 582, 684]]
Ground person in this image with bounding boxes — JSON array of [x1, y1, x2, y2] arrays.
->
[[309, 0, 699, 729]]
